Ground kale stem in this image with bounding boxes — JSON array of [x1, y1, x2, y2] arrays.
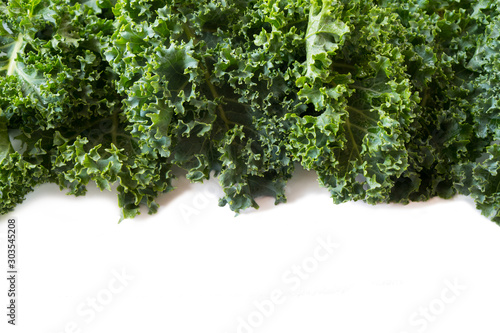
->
[[181, 23, 230, 129], [0, 115, 14, 161], [420, 88, 429, 107], [283, 18, 308, 30], [347, 106, 378, 123], [111, 108, 118, 146], [345, 118, 361, 158], [6, 34, 23, 76], [332, 62, 356, 70], [350, 85, 379, 94]]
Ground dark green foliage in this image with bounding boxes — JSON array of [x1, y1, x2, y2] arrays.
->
[[1, 0, 499, 223]]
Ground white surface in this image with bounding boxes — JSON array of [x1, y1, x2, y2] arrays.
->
[[1, 167, 500, 333]]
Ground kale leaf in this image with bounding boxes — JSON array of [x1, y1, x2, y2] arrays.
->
[[1, 0, 499, 223]]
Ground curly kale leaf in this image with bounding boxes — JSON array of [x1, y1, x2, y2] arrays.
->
[[105, 0, 306, 213], [1, 0, 500, 225], [287, 0, 417, 204], [388, 0, 500, 216]]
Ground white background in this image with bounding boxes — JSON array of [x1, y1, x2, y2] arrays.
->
[[1, 167, 500, 333]]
